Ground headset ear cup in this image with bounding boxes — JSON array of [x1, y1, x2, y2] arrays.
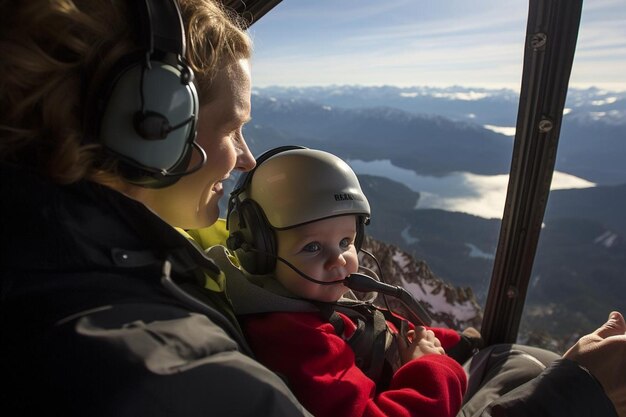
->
[[226, 203, 257, 270], [99, 61, 197, 173], [230, 200, 276, 275]]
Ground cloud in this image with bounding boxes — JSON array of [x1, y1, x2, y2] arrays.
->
[[251, 0, 625, 90]]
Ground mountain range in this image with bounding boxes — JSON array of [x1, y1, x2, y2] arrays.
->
[[251, 85, 626, 185]]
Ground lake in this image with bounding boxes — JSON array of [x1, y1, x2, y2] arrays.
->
[[347, 159, 596, 219]]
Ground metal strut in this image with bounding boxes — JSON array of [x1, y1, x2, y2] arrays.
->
[[481, 0, 584, 346]]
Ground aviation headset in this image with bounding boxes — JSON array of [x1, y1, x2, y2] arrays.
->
[[226, 146, 371, 275], [87, 0, 201, 188]]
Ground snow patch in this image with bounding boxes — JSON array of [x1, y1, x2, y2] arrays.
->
[[591, 97, 617, 106], [431, 91, 490, 101], [400, 277, 477, 322], [483, 124, 516, 136], [465, 243, 495, 260], [392, 250, 410, 269]]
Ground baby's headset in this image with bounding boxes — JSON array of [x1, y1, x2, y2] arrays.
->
[[87, 0, 202, 188], [226, 146, 369, 276]]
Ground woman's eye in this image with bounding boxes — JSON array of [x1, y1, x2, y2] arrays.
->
[[340, 238, 351, 248], [302, 242, 321, 253]]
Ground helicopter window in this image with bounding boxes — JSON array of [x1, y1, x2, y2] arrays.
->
[[236, 0, 624, 351]]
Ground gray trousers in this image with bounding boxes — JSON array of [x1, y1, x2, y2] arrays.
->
[[458, 344, 560, 416]]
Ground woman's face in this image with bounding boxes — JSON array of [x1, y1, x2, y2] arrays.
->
[[138, 59, 255, 229]]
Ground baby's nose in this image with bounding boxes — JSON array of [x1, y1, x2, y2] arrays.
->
[[325, 251, 347, 270]]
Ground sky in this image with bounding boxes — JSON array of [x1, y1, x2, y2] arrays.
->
[[248, 0, 626, 91]]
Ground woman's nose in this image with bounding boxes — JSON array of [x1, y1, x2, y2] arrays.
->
[[235, 134, 256, 172]]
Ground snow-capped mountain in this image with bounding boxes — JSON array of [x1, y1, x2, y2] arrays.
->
[[253, 85, 626, 129], [359, 236, 482, 332]]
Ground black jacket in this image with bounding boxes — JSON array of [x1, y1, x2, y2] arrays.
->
[[0, 164, 310, 416]]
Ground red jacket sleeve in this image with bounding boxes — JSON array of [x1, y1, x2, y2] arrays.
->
[[243, 312, 467, 417]]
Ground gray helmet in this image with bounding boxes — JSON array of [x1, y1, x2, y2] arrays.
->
[[226, 146, 370, 275], [249, 148, 370, 229]]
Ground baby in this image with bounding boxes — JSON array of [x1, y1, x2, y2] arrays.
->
[[220, 146, 473, 417]]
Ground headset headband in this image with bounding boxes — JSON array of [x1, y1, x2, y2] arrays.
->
[[138, 0, 186, 57]]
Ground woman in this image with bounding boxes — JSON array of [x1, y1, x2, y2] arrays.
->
[[0, 0, 309, 415]]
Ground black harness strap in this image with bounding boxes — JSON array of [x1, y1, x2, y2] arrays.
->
[[315, 302, 401, 385]]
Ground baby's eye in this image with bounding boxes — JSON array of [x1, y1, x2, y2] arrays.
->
[[302, 242, 321, 253], [340, 238, 352, 248]]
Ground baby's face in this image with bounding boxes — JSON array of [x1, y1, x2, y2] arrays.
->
[[274, 215, 359, 302]]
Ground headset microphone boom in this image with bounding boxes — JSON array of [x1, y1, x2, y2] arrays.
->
[[344, 273, 433, 326], [230, 241, 433, 326]]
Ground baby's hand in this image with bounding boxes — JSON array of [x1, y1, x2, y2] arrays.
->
[[398, 326, 445, 364]]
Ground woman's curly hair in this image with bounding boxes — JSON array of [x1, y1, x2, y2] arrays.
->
[[0, 0, 251, 184]]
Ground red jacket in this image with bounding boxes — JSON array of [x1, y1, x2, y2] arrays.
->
[[243, 311, 467, 417]]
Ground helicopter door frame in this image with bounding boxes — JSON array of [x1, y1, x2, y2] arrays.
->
[[481, 0, 584, 346]]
